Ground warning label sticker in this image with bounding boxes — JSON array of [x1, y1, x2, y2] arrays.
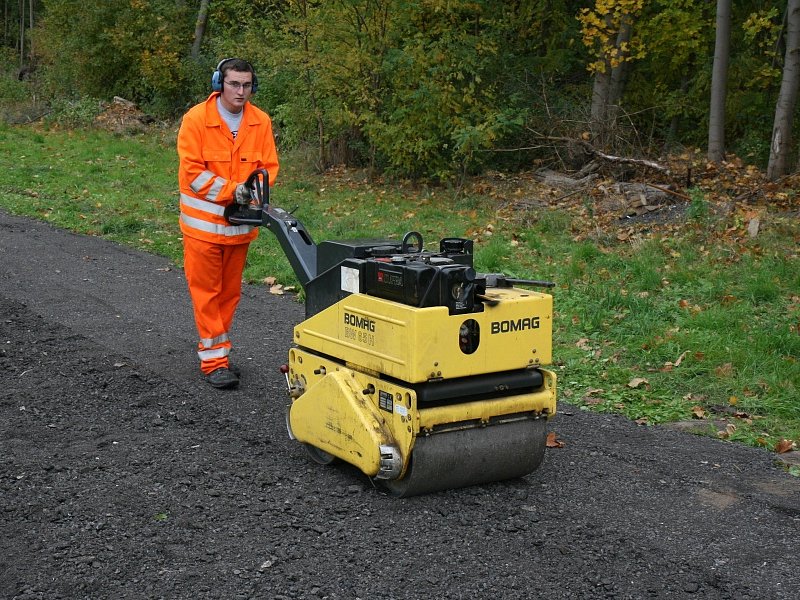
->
[[341, 266, 360, 293], [378, 390, 393, 413]]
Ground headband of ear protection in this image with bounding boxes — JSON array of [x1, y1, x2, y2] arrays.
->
[[211, 58, 259, 94]]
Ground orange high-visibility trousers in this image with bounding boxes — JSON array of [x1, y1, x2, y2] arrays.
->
[[183, 235, 250, 374]]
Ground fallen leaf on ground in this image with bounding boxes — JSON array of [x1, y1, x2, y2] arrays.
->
[[627, 377, 649, 389], [269, 285, 284, 295], [691, 406, 706, 419], [546, 432, 565, 448], [775, 439, 795, 454], [715, 363, 734, 377], [582, 388, 604, 405], [264, 276, 277, 286]]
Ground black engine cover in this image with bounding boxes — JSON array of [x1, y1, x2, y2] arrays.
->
[[364, 260, 477, 314], [304, 237, 480, 317]]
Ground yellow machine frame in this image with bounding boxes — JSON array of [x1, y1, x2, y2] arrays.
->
[[286, 287, 557, 486], [256, 198, 558, 496]]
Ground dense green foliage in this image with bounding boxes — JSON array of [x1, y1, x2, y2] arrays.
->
[[1, 1, 796, 178]]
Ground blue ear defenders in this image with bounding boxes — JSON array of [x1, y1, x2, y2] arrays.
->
[[211, 58, 259, 93]]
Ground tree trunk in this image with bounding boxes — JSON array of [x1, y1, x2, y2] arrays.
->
[[591, 13, 634, 147], [18, 0, 23, 69], [708, 0, 731, 163], [28, 0, 33, 61], [607, 22, 632, 130], [191, 0, 209, 60], [589, 12, 613, 144], [768, 0, 800, 180]]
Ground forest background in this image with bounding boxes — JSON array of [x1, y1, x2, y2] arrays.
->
[[3, 0, 800, 180]]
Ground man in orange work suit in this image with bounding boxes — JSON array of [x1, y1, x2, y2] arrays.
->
[[177, 58, 279, 389]]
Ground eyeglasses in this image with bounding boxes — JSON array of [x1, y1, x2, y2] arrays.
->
[[224, 81, 253, 91]]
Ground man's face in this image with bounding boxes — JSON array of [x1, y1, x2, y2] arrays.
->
[[220, 68, 253, 114]]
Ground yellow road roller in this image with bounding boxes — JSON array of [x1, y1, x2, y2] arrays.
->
[[229, 172, 557, 496]]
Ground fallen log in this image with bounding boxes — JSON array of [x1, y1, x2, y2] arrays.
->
[[590, 147, 671, 175], [532, 134, 672, 176]]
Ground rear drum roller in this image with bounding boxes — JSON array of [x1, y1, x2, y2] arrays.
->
[[382, 417, 548, 497]]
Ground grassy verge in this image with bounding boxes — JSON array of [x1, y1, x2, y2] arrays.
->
[[1, 123, 798, 465]]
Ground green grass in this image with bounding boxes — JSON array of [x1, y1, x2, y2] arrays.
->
[[0, 123, 798, 456]]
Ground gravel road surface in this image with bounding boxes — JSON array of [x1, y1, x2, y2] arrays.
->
[[1, 209, 798, 600]]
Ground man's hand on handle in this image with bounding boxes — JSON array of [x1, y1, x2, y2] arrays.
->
[[234, 183, 250, 205]]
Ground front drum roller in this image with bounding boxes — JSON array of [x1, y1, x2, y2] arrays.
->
[[382, 417, 548, 498]]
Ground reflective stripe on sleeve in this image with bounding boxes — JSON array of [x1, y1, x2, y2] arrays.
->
[[180, 214, 253, 237], [207, 177, 225, 201], [190, 170, 215, 194]]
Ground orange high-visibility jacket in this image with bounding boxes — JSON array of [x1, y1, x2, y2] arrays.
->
[[177, 92, 279, 245]]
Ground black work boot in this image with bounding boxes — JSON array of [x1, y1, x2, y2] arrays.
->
[[205, 367, 240, 389]]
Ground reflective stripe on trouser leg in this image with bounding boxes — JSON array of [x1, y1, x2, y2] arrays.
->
[[183, 236, 250, 374]]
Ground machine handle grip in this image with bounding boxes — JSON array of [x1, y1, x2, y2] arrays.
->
[[245, 168, 270, 208]]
